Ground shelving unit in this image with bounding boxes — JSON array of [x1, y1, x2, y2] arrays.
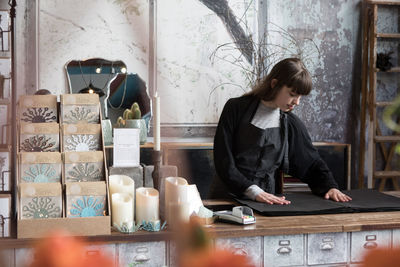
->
[[0, 2, 14, 238], [360, 0, 400, 190]]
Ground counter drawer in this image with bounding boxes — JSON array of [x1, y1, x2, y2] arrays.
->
[[118, 241, 166, 267], [307, 232, 347, 265], [0, 249, 14, 267], [168, 241, 178, 267], [393, 229, 400, 248], [83, 244, 116, 262], [350, 230, 391, 263], [264, 234, 304, 267], [15, 248, 34, 267], [215, 236, 262, 267]]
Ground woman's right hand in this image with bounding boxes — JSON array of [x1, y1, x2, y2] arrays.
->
[[255, 192, 291, 205]]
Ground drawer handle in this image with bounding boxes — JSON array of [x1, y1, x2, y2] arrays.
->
[[233, 249, 248, 256], [134, 254, 150, 262], [277, 247, 292, 254], [320, 243, 334, 250], [232, 242, 247, 255], [364, 241, 378, 250], [233, 242, 245, 249]]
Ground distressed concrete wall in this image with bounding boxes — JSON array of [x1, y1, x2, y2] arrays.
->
[[264, 0, 362, 143], [15, 0, 362, 142], [11, 0, 365, 187]]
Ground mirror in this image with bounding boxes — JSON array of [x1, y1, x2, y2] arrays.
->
[[107, 73, 151, 127], [65, 58, 151, 127], [65, 58, 126, 119]]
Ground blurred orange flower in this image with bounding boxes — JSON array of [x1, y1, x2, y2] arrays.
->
[[29, 231, 114, 267], [361, 247, 400, 267]]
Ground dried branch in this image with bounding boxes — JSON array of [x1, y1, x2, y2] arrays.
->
[[198, 0, 254, 64]]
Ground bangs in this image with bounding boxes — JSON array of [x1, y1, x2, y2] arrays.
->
[[288, 70, 312, 96]]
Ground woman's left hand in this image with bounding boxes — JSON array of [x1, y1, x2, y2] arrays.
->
[[324, 188, 352, 202]]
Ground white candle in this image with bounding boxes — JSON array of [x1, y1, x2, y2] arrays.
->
[[109, 175, 135, 197], [135, 187, 159, 224], [164, 177, 188, 223], [111, 193, 134, 228], [153, 92, 160, 151], [109, 175, 135, 214]]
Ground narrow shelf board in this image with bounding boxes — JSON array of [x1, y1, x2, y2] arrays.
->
[[0, 99, 11, 104], [105, 137, 214, 149], [367, 0, 400, 5], [106, 141, 346, 149], [105, 143, 153, 149], [375, 67, 400, 73], [374, 135, 400, 142], [376, 33, 400, 38], [0, 51, 11, 58], [376, 101, 394, 107], [374, 171, 400, 178]]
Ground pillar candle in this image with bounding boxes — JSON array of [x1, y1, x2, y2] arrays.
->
[[109, 175, 135, 198], [109, 175, 135, 214], [164, 177, 188, 223], [111, 193, 134, 228], [135, 187, 159, 224], [153, 92, 160, 151]]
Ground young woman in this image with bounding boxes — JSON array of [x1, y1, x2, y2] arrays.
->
[[213, 58, 351, 204]]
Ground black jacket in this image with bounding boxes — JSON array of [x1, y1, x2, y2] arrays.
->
[[213, 94, 338, 197]]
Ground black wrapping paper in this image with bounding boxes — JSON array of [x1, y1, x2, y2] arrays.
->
[[235, 189, 400, 216]]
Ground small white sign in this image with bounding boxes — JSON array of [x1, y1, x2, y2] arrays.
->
[[113, 128, 140, 167]]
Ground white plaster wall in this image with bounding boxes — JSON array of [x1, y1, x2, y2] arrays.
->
[[37, 0, 149, 96], [26, 0, 256, 126], [157, 0, 255, 124]]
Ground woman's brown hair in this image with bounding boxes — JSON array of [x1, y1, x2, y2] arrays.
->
[[246, 58, 312, 101]]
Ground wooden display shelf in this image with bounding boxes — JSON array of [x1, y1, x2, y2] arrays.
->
[[367, 0, 400, 5], [376, 33, 400, 38], [375, 67, 400, 72], [3, 204, 400, 249]]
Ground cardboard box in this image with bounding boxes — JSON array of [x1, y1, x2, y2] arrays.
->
[[17, 216, 110, 238], [19, 95, 58, 123], [17, 101, 111, 238]]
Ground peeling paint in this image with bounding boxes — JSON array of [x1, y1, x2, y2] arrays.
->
[[267, 0, 359, 142]]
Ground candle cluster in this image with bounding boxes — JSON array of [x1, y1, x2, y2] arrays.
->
[[109, 174, 204, 231], [109, 174, 160, 231]]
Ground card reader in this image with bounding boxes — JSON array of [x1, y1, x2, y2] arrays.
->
[[214, 206, 256, 225]]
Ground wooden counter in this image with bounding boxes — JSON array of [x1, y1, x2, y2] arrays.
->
[[2, 202, 400, 249], [3, 196, 400, 266]]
